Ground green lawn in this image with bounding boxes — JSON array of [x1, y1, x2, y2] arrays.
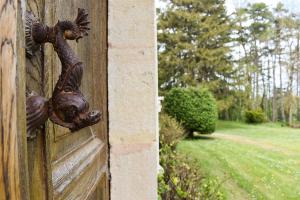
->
[[177, 121, 300, 200]]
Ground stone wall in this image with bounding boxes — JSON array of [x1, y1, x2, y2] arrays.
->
[[108, 0, 158, 199]]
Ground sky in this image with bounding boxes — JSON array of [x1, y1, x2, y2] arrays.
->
[[226, 0, 299, 13], [155, 0, 300, 14]]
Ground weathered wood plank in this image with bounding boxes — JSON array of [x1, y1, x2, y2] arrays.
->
[[88, 0, 108, 142], [0, 0, 28, 199], [88, 1, 109, 199], [25, 0, 51, 199]]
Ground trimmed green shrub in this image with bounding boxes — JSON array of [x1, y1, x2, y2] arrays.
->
[[245, 109, 267, 124], [163, 87, 218, 134]]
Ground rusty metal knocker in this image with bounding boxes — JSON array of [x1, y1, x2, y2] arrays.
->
[[25, 8, 101, 134]]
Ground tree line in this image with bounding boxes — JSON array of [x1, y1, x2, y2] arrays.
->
[[158, 0, 300, 125]]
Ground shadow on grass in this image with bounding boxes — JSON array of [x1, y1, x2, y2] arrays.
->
[[185, 134, 216, 141]]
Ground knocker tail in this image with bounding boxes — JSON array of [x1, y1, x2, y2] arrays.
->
[[74, 8, 90, 42]]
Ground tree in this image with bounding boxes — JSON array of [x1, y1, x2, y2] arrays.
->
[[158, 0, 234, 98], [247, 3, 272, 109], [234, 3, 273, 119], [158, 0, 300, 124], [273, 2, 288, 122]]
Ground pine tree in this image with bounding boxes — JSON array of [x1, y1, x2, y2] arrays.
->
[[158, 0, 234, 98], [234, 3, 272, 117], [273, 2, 288, 122]]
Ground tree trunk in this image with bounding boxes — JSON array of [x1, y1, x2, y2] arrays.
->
[[267, 58, 272, 119], [297, 33, 300, 121], [272, 54, 277, 122], [288, 44, 295, 126], [279, 54, 286, 122]]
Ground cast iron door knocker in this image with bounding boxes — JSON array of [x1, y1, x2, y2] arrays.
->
[[26, 8, 101, 134]]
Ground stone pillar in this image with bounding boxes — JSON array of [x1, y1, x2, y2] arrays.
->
[[108, 0, 158, 199]]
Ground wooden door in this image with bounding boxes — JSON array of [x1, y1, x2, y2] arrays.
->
[[25, 0, 109, 199]]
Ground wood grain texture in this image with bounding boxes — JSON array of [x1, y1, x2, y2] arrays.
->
[[0, 0, 28, 199], [88, 1, 109, 198], [25, 0, 51, 199], [52, 138, 107, 199]]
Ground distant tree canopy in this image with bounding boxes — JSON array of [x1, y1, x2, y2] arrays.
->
[[158, 0, 233, 95], [158, 0, 300, 125]]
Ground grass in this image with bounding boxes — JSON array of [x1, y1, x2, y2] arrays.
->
[[177, 121, 300, 200]]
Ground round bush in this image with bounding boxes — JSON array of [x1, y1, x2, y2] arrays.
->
[[163, 87, 218, 134], [245, 109, 267, 124]]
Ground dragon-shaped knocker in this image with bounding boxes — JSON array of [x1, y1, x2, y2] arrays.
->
[[26, 8, 101, 134]]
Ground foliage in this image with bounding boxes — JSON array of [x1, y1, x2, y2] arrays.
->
[[159, 114, 186, 147], [245, 109, 267, 124], [158, 0, 300, 124], [157, 0, 234, 95], [233, 2, 300, 123], [164, 87, 218, 135], [158, 114, 224, 200], [159, 146, 224, 200]]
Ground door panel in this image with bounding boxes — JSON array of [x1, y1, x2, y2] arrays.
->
[[25, 0, 108, 199], [52, 138, 107, 199]]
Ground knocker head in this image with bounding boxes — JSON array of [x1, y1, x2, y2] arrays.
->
[[72, 110, 102, 132], [52, 92, 101, 132]]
